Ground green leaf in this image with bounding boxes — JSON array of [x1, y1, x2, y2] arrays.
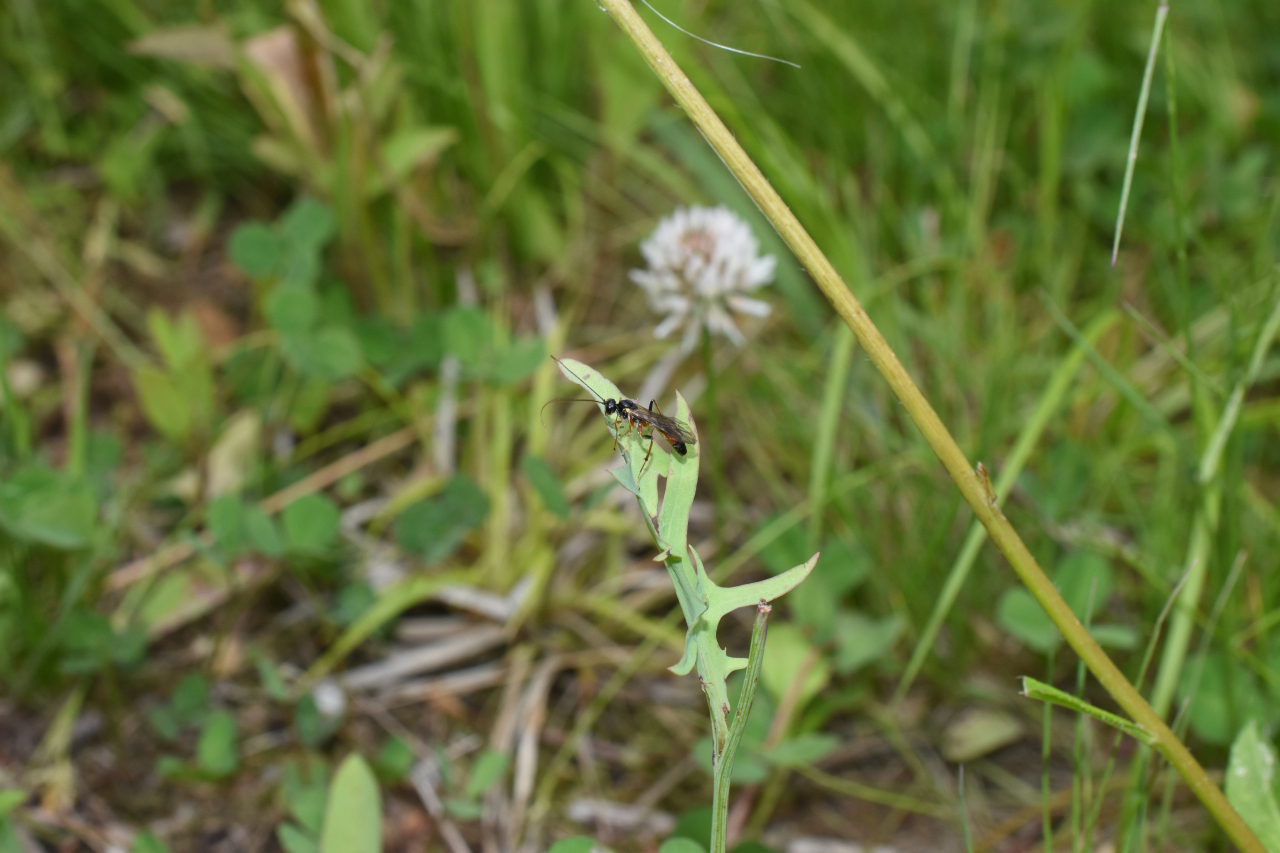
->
[[319, 755, 381, 853], [283, 326, 364, 381], [1179, 653, 1270, 746], [1225, 720, 1280, 852], [278, 823, 320, 853], [229, 222, 283, 279], [996, 588, 1061, 654], [254, 652, 290, 701], [521, 455, 569, 518], [289, 376, 332, 432], [282, 760, 330, 834], [443, 307, 492, 366], [281, 198, 336, 252], [0, 465, 96, 549], [464, 750, 509, 799], [1020, 677, 1155, 745], [283, 494, 341, 553], [132, 831, 172, 853], [486, 336, 546, 385], [196, 710, 239, 778], [546, 838, 597, 853], [1055, 551, 1113, 620], [295, 695, 341, 748], [443, 798, 484, 820], [208, 494, 246, 554], [266, 285, 319, 335], [171, 673, 212, 726], [132, 366, 193, 443], [394, 474, 490, 563], [762, 733, 840, 768], [147, 309, 204, 371], [832, 612, 903, 674], [374, 737, 416, 782], [59, 611, 116, 674], [244, 506, 285, 557]]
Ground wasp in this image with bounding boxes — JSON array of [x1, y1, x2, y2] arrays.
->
[[544, 358, 698, 465]]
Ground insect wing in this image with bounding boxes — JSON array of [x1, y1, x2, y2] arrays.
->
[[629, 406, 698, 446]]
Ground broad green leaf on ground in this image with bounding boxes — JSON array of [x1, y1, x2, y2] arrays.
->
[[996, 588, 1061, 654], [394, 474, 489, 563], [197, 710, 239, 778], [281, 198, 336, 251], [1179, 653, 1272, 746], [0, 465, 96, 549], [266, 285, 319, 334], [208, 496, 249, 556], [277, 823, 320, 853], [833, 612, 903, 674], [319, 754, 381, 853], [283, 760, 329, 835], [1225, 721, 1280, 853], [244, 505, 286, 557], [1055, 551, 1114, 619], [283, 494, 341, 553], [229, 222, 283, 278]]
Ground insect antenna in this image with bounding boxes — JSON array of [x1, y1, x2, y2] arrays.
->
[[539, 397, 604, 429]]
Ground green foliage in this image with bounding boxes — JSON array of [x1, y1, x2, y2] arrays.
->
[[996, 552, 1136, 654], [195, 710, 239, 778], [319, 754, 381, 853], [282, 495, 341, 554], [131, 831, 171, 853], [442, 749, 509, 819], [394, 474, 490, 563], [0, 464, 96, 549], [131, 310, 216, 445], [1226, 722, 1280, 852]]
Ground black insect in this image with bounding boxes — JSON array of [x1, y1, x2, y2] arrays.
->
[[544, 358, 698, 460]]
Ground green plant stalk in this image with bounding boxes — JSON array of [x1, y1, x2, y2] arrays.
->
[[807, 323, 855, 553], [594, 2, 1262, 848], [1150, 291, 1280, 717], [711, 602, 771, 853], [894, 309, 1118, 703]]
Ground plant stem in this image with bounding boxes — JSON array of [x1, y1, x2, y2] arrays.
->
[[595, 2, 1263, 849], [711, 602, 771, 853]]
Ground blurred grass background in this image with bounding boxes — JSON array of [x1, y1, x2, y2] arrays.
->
[[2, 0, 1280, 851]]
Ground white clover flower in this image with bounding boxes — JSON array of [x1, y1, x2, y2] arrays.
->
[[628, 205, 775, 352]]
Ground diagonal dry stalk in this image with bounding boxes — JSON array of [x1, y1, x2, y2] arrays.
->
[[593, 1, 1264, 850]]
